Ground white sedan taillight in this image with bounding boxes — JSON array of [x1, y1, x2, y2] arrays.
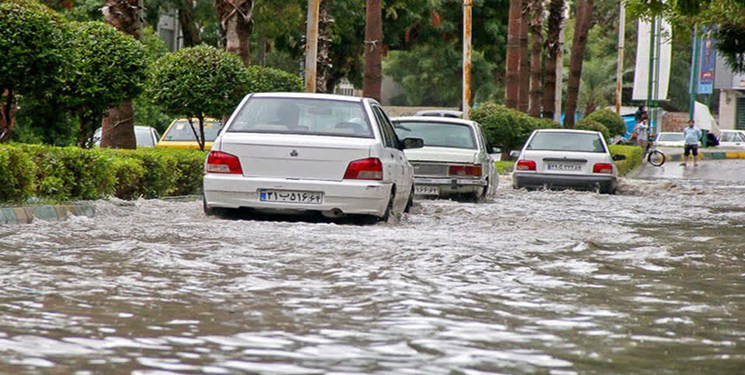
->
[[516, 159, 536, 171], [593, 163, 613, 174], [344, 158, 383, 180], [449, 164, 482, 177], [206, 151, 243, 174]]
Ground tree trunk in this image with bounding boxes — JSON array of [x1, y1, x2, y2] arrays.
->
[[542, 0, 564, 121], [528, 0, 544, 118], [505, 0, 521, 109], [0, 89, 16, 143], [216, 0, 254, 66], [176, 0, 201, 47], [316, 0, 334, 93], [517, 0, 530, 113], [101, 0, 142, 149], [363, 0, 382, 101], [563, 0, 593, 128]]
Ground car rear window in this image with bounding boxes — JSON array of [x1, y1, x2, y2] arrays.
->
[[393, 121, 476, 149], [163, 121, 222, 142], [227, 97, 373, 138], [526, 131, 606, 153]]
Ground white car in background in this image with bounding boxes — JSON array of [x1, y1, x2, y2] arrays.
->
[[653, 132, 687, 147], [512, 129, 624, 194], [202, 93, 423, 224], [717, 129, 745, 148], [93, 125, 161, 148], [391, 116, 498, 202]]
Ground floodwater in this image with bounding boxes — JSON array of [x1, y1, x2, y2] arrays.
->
[[0, 175, 743, 374]]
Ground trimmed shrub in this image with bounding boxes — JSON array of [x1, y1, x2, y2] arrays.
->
[[0, 145, 36, 202], [585, 109, 626, 138], [169, 149, 207, 196], [246, 65, 304, 93], [610, 145, 643, 176], [576, 119, 610, 142], [19, 144, 116, 201], [108, 155, 147, 200], [471, 102, 560, 157]]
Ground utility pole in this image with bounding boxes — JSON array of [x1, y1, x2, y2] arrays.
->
[[304, 0, 321, 93], [646, 16, 658, 133], [363, 0, 382, 101], [462, 0, 472, 119], [615, 0, 625, 114]]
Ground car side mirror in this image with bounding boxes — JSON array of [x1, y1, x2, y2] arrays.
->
[[612, 154, 626, 161], [509, 150, 521, 161], [401, 137, 424, 150]]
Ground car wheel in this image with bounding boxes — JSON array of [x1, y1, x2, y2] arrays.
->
[[380, 188, 395, 222], [404, 189, 414, 213], [471, 185, 487, 203], [203, 196, 215, 216]]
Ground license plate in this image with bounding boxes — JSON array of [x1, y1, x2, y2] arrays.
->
[[546, 163, 582, 171], [414, 185, 439, 196], [259, 190, 323, 204]]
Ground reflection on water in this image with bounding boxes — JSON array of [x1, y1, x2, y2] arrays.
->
[[0, 176, 743, 374]]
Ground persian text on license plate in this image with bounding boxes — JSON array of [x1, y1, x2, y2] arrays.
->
[[546, 163, 582, 171], [414, 185, 439, 196], [259, 190, 323, 204]]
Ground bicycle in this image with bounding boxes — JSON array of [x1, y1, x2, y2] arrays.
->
[[644, 139, 666, 167]]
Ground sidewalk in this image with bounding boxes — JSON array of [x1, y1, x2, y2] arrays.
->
[[658, 146, 745, 162], [0, 204, 95, 224]]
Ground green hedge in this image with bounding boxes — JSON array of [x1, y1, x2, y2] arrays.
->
[[610, 145, 643, 176], [0, 144, 207, 203]]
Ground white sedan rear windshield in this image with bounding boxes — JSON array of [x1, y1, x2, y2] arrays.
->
[[227, 97, 373, 138], [394, 121, 476, 149], [526, 132, 606, 153]]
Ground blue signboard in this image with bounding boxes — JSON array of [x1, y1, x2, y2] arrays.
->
[[698, 27, 716, 94]]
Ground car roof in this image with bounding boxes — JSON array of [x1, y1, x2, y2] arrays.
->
[[249, 92, 369, 103], [414, 109, 463, 117], [534, 128, 599, 135], [391, 116, 477, 126]]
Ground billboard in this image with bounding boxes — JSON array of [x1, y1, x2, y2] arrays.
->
[[632, 18, 672, 101], [698, 27, 716, 94]]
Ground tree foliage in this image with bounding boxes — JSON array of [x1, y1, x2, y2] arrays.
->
[[470, 102, 560, 156], [0, 0, 68, 95], [62, 21, 148, 147], [145, 45, 250, 150]]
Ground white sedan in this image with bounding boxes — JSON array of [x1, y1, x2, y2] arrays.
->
[[717, 129, 745, 148], [512, 129, 624, 194], [654, 132, 687, 147], [391, 116, 498, 202], [202, 93, 423, 224]]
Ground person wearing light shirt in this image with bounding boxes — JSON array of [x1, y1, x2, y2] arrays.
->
[[682, 120, 702, 167]]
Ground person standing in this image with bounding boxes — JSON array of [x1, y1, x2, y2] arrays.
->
[[635, 116, 650, 153], [682, 120, 702, 167]]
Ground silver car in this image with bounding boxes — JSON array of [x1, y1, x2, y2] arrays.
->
[[203, 93, 423, 223]]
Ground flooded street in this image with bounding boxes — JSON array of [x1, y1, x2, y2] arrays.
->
[[0, 174, 743, 374]]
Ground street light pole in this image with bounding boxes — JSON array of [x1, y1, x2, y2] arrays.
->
[[304, 0, 321, 93], [462, 0, 472, 119]]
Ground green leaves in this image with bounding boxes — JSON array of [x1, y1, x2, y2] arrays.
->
[[146, 45, 250, 120]]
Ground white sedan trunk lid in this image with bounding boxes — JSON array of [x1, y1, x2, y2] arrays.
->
[[218, 133, 374, 181]]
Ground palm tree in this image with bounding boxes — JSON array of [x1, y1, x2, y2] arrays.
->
[[563, 0, 594, 128], [505, 0, 521, 109], [363, 0, 382, 101], [578, 58, 615, 115], [542, 0, 564, 121], [216, 0, 254, 66], [528, 0, 544, 117]]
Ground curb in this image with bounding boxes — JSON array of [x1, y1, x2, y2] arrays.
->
[[0, 204, 95, 224], [667, 151, 745, 162]]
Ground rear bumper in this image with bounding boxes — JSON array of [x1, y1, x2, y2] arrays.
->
[[414, 176, 486, 195], [203, 174, 391, 216], [513, 172, 617, 193]]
